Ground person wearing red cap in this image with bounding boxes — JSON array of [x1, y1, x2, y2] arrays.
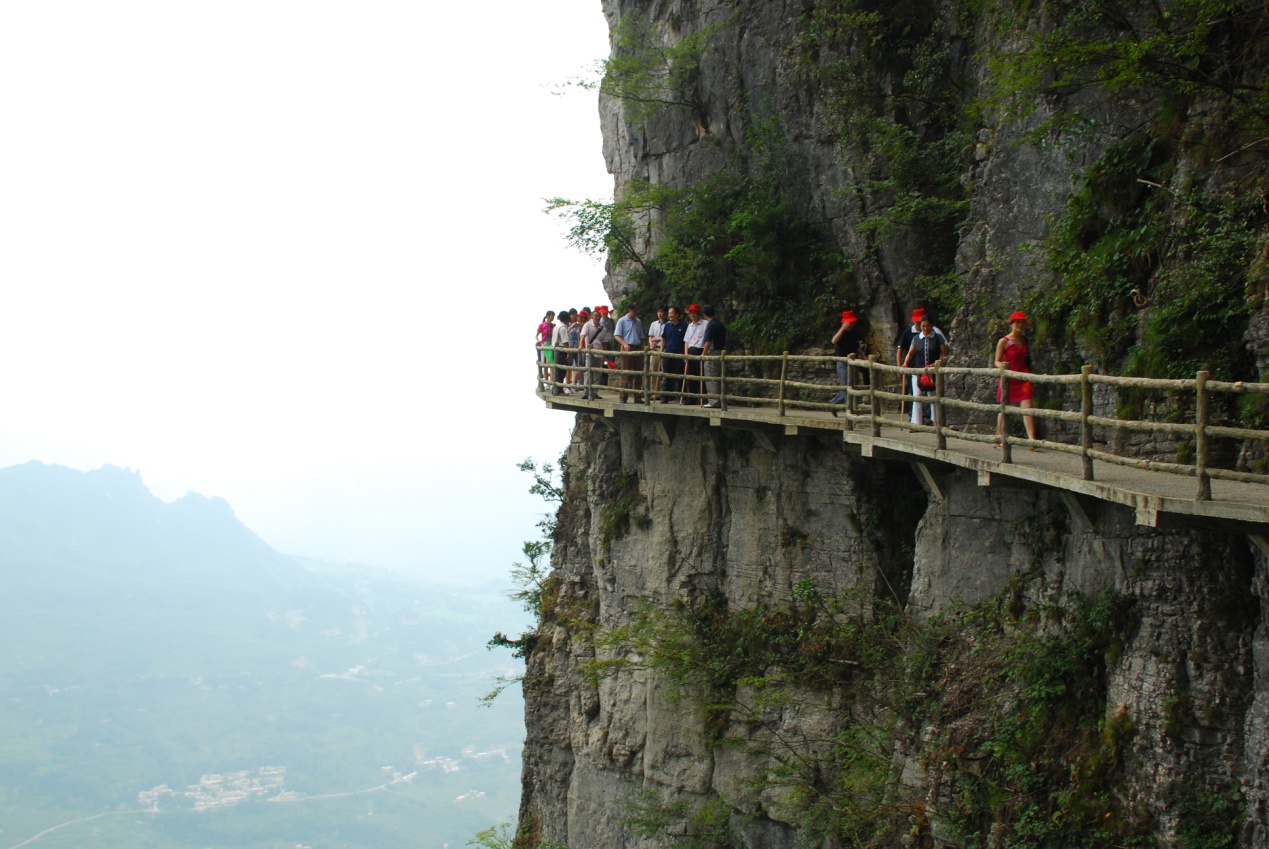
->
[[683, 304, 707, 404], [902, 316, 949, 428], [829, 309, 864, 414], [578, 308, 607, 400], [994, 310, 1038, 445], [895, 308, 945, 418], [597, 306, 616, 387]]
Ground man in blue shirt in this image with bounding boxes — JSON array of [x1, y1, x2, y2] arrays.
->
[[658, 306, 688, 402], [613, 302, 646, 403]]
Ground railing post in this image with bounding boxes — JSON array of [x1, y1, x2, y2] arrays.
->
[[999, 365, 1012, 464], [868, 356, 880, 437], [585, 347, 593, 399], [1080, 365, 1094, 480], [720, 351, 728, 411], [845, 357, 855, 431], [934, 364, 946, 451], [643, 348, 651, 404], [777, 352, 789, 417], [1196, 369, 1211, 501]]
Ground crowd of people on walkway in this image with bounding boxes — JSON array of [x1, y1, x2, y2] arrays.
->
[[536, 302, 1036, 438], [536, 302, 729, 408]]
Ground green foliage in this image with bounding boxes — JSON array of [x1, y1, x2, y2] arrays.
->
[[622, 170, 854, 353], [986, 0, 1269, 139], [598, 469, 647, 552], [932, 593, 1151, 848], [623, 790, 742, 849], [542, 196, 656, 281], [799, 0, 972, 318], [607, 586, 894, 708], [589, 580, 1155, 846], [1029, 134, 1265, 378], [1029, 135, 1166, 362], [564, 11, 728, 127], [1170, 783, 1245, 849], [468, 822, 567, 849], [517, 456, 565, 504], [487, 536, 558, 662], [487, 459, 567, 679]]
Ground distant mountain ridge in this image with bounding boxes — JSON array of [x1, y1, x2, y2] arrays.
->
[[0, 461, 302, 600]]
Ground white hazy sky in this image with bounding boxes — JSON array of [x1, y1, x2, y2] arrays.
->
[[0, 1, 612, 583]]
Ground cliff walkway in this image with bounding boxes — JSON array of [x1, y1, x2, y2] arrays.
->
[[536, 347, 1269, 537]]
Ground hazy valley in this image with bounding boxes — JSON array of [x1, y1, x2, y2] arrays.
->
[[0, 462, 525, 848]]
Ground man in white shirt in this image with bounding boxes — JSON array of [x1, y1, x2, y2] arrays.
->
[[550, 306, 573, 395], [646, 305, 666, 402], [578, 309, 607, 400], [683, 304, 707, 404]]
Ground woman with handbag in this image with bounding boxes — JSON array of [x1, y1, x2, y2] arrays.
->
[[902, 317, 949, 427]]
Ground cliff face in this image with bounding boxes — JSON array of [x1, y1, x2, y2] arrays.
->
[[517, 1, 1269, 846], [520, 418, 1265, 846]]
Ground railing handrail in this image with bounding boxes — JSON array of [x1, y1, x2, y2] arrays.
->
[[533, 344, 1269, 500]]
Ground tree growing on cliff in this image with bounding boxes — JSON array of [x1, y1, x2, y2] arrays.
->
[[485, 459, 565, 682]]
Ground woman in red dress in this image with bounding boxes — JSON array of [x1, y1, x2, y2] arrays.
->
[[994, 310, 1038, 445]]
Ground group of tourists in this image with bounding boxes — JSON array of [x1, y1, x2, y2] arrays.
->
[[835, 305, 1036, 439], [536, 302, 1037, 439], [535, 302, 728, 407]]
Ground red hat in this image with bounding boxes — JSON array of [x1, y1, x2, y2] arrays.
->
[[579, 309, 591, 318], [688, 303, 701, 313], [910, 308, 926, 322], [841, 309, 858, 324], [1009, 310, 1028, 323], [598, 305, 609, 314]]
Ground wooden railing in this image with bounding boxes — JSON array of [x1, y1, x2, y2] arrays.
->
[[536, 346, 1269, 501]]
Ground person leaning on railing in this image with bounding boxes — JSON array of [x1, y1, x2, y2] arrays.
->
[[829, 309, 863, 417], [701, 304, 727, 408]]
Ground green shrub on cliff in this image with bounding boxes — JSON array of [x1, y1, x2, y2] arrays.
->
[[585, 583, 1169, 847], [1027, 133, 1265, 379], [548, 171, 852, 353]]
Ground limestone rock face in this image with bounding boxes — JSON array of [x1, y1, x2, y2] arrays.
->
[[594, 0, 1145, 366], [519, 417, 1269, 846], [520, 417, 911, 847]]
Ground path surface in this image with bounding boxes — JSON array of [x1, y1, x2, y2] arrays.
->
[[540, 388, 1269, 529]]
